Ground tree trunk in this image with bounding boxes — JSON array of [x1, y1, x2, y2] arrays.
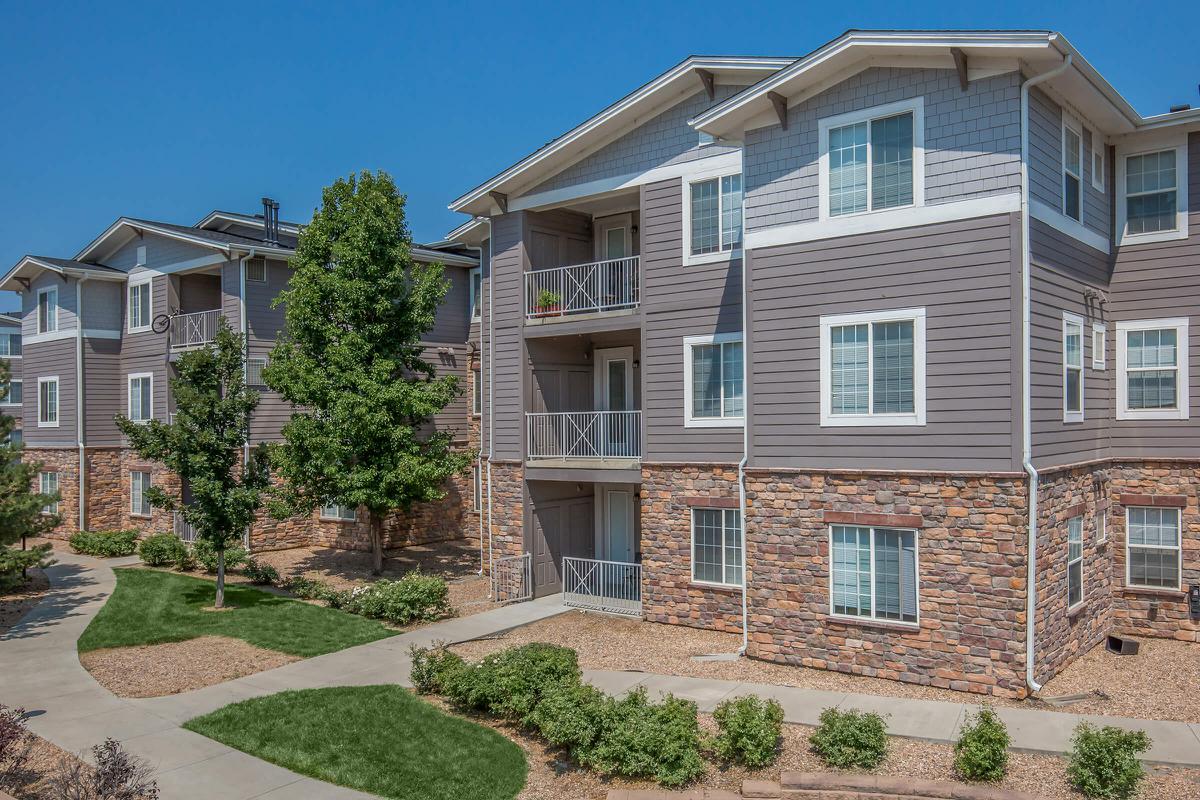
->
[[215, 548, 226, 609], [369, 512, 383, 576]]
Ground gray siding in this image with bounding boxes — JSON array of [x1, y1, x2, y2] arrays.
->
[[117, 274, 169, 436], [21, 338, 77, 447], [81, 281, 122, 332], [106, 233, 215, 272], [245, 259, 290, 442], [428, 266, 472, 344], [84, 338, 123, 446], [23, 272, 78, 336], [1028, 87, 1111, 238], [1030, 219, 1112, 287], [744, 68, 1022, 232], [748, 213, 1019, 472], [489, 213, 525, 460], [2, 318, 22, 424]]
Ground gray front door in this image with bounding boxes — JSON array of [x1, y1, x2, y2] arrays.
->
[[529, 496, 594, 597]]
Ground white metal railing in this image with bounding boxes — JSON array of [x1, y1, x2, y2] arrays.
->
[[527, 410, 641, 461], [492, 552, 532, 604], [525, 256, 639, 319], [170, 309, 222, 350], [563, 557, 641, 616], [173, 511, 199, 543]]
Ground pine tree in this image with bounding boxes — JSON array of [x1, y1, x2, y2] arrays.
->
[[0, 360, 57, 587]]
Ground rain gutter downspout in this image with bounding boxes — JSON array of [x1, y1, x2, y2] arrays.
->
[[76, 275, 88, 531], [462, 241, 487, 575], [239, 249, 255, 512], [483, 221, 496, 590], [1020, 51, 1072, 695], [737, 144, 750, 656]]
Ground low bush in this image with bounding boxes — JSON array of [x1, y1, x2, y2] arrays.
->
[[241, 559, 279, 586], [0, 704, 33, 792], [1066, 722, 1151, 799], [50, 737, 159, 799], [342, 572, 451, 626], [446, 643, 579, 723], [0, 544, 52, 591], [954, 705, 1010, 782], [585, 687, 706, 788], [408, 642, 466, 695], [136, 534, 187, 568], [191, 539, 247, 574], [710, 695, 784, 768], [68, 530, 138, 558], [281, 575, 331, 600], [527, 678, 609, 761], [810, 707, 888, 769]]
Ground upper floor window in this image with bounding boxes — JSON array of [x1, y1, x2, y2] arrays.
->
[[819, 99, 924, 220], [0, 332, 21, 357], [1062, 119, 1083, 221], [1063, 312, 1084, 422], [691, 507, 742, 587], [1067, 516, 1083, 608], [37, 287, 58, 334], [1090, 130, 1105, 193], [38, 377, 58, 427], [1119, 144, 1188, 243], [1092, 323, 1106, 371], [1126, 506, 1180, 590], [1, 379, 21, 406], [687, 173, 742, 259], [1116, 319, 1189, 421], [128, 373, 153, 423], [820, 308, 926, 427], [247, 358, 268, 386], [128, 280, 152, 332], [831, 524, 918, 625], [469, 267, 482, 321], [683, 334, 743, 427]]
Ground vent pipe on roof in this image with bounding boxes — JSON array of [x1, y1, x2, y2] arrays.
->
[[261, 197, 280, 245]]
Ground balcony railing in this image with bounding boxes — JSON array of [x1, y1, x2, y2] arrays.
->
[[525, 256, 639, 320], [563, 557, 641, 616], [170, 309, 222, 350], [526, 410, 641, 461]]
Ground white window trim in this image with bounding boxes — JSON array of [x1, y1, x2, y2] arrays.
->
[[1115, 318, 1189, 421], [682, 332, 744, 428], [1116, 139, 1189, 245], [827, 524, 921, 628], [1061, 114, 1084, 222], [1063, 312, 1085, 423], [1097, 509, 1108, 544], [472, 464, 482, 512], [1090, 129, 1105, 193], [819, 307, 927, 427], [127, 277, 153, 333], [320, 503, 357, 522], [0, 332, 21, 359], [468, 267, 482, 322], [247, 357, 268, 386], [36, 286, 59, 334], [39, 471, 59, 515], [130, 470, 152, 518], [127, 372, 154, 423], [1092, 323, 1106, 371], [1067, 516, 1084, 610], [681, 161, 743, 267], [818, 96, 926, 223], [1, 378, 20, 407], [1125, 506, 1183, 592], [37, 376, 59, 428], [472, 366, 482, 417], [689, 507, 743, 588], [246, 258, 268, 283]]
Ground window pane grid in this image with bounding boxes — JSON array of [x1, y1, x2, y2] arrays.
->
[[1067, 517, 1083, 607], [131, 471, 151, 516], [691, 340, 743, 420], [1126, 329, 1179, 410], [830, 319, 915, 417], [690, 179, 720, 255], [692, 508, 742, 586], [831, 324, 869, 414], [832, 525, 917, 623], [829, 122, 868, 216], [871, 113, 914, 210], [872, 321, 914, 414], [1128, 507, 1180, 589], [829, 112, 914, 217], [1126, 150, 1178, 234]]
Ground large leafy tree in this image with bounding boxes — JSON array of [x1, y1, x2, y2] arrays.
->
[[0, 360, 57, 585], [116, 320, 268, 607], [266, 170, 471, 574]]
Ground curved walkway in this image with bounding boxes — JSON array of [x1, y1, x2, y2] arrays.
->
[[5, 555, 1200, 799]]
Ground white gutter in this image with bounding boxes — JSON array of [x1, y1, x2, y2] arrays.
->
[[484, 222, 495, 590], [737, 148, 751, 656], [75, 275, 88, 531], [461, 242, 486, 575], [238, 249, 255, 479], [1020, 53, 1072, 695]]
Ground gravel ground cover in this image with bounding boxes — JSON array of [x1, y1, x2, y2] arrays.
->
[[79, 635, 300, 697], [0, 568, 49, 636], [2, 731, 84, 800]]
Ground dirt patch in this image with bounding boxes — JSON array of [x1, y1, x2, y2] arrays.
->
[[3, 730, 85, 800], [79, 635, 300, 698], [0, 569, 49, 637]]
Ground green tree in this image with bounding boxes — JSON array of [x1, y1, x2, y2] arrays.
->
[[116, 320, 268, 607], [265, 170, 471, 574], [0, 360, 57, 586]]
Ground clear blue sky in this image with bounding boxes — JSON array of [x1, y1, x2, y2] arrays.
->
[[2, 0, 1197, 312]]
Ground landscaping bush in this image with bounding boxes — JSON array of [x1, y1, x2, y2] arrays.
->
[[191, 539, 247, 574], [241, 558, 279, 585], [342, 572, 451, 626], [0, 545, 52, 591], [527, 677, 609, 760], [710, 695, 784, 768], [954, 705, 1010, 782], [280, 575, 331, 600], [408, 642, 467, 695], [444, 642, 579, 723], [136, 534, 187, 568], [0, 704, 33, 792], [1066, 722, 1151, 799], [810, 707, 888, 769], [68, 530, 138, 558], [50, 737, 159, 800], [585, 687, 706, 788]]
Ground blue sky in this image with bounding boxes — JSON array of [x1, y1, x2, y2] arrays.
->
[[2, 0, 1197, 312]]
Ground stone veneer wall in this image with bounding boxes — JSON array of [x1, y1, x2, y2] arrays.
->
[[84, 448, 179, 535], [486, 460, 525, 563], [22, 448, 80, 539]]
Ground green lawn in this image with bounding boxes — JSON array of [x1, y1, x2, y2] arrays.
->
[[185, 686, 527, 800], [78, 568, 396, 657]]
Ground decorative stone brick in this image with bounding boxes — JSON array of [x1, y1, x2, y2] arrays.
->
[[486, 460, 525, 563], [22, 448, 79, 539]]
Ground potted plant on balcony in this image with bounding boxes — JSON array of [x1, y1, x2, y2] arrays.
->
[[534, 289, 562, 318]]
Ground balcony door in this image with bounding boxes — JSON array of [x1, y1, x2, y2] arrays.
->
[[595, 214, 632, 261], [595, 347, 633, 457], [598, 484, 636, 564]]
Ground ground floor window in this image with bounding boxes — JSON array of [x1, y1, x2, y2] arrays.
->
[[1126, 506, 1181, 589], [39, 471, 59, 514], [1067, 516, 1083, 607], [320, 504, 357, 522], [830, 525, 918, 624], [472, 464, 482, 511], [131, 471, 152, 517], [691, 508, 742, 586]]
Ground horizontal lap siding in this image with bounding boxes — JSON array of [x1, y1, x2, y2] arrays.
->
[[1030, 219, 1112, 286], [245, 259, 289, 442], [22, 338, 76, 447], [490, 214, 524, 460], [118, 275, 169, 433], [641, 178, 744, 463], [749, 214, 1017, 472], [84, 338, 123, 446], [429, 267, 471, 345]]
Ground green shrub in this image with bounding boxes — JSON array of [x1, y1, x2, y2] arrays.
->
[[527, 677, 610, 760], [137, 534, 188, 567], [281, 575, 330, 600], [241, 559, 279, 585], [191, 539, 247, 574], [810, 707, 888, 769], [343, 572, 451, 626], [586, 687, 706, 787], [1066, 723, 1151, 799], [408, 643, 467, 695], [954, 705, 1010, 782], [68, 530, 138, 558], [0, 544, 53, 590], [710, 695, 784, 768], [446, 643, 580, 723]]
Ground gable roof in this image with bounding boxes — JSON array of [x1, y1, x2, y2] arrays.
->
[[75, 216, 296, 262], [195, 210, 304, 236], [0, 256, 126, 293]]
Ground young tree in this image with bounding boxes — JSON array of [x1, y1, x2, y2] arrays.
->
[[266, 170, 472, 574], [0, 361, 57, 587], [116, 320, 268, 608]]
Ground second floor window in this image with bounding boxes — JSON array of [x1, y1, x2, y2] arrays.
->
[[689, 173, 742, 257], [128, 281, 151, 332], [1063, 313, 1084, 422], [683, 334, 743, 427], [1, 379, 21, 406], [0, 332, 21, 357], [37, 288, 58, 334], [469, 267, 482, 321], [1124, 149, 1178, 236], [38, 377, 58, 427], [1062, 120, 1083, 221], [128, 374, 153, 422], [823, 105, 917, 218], [1116, 319, 1189, 421], [820, 308, 926, 427]]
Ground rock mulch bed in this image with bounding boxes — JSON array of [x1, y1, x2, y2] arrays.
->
[[0, 569, 49, 637], [79, 635, 300, 697]]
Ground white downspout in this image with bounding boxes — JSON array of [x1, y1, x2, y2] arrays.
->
[[462, 242, 486, 575], [238, 248, 255, 551], [483, 221, 496, 590], [1020, 52, 1072, 695], [737, 146, 750, 656], [76, 275, 88, 531]]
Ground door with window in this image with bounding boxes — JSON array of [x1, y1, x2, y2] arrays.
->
[[594, 214, 634, 310], [594, 347, 634, 457]]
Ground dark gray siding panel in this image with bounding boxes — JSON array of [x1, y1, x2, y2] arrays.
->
[[749, 214, 1017, 472], [428, 266, 471, 344], [84, 337, 123, 446], [1030, 219, 1112, 287], [22, 338, 77, 447], [489, 213, 525, 460], [118, 274, 170, 431], [1028, 87, 1111, 238], [246, 259, 289, 348]]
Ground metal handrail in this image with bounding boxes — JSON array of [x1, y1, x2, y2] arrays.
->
[[169, 309, 222, 350], [526, 410, 641, 461], [563, 556, 641, 616], [525, 256, 639, 319]]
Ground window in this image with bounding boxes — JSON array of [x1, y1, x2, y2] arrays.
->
[[38, 377, 58, 427], [698, 130, 716, 146], [1067, 516, 1083, 608], [472, 365, 482, 416], [246, 257, 267, 283], [1097, 509, 1108, 544], [691, 508, 742, 586], [0, 332, 20, 357], [127, 280, 151, 332], [131, 471, 152, 517], [472, 464, 482, 511], [688, 173, 742, 257], [1091, 131, 1105, 192], [683, 334, 743, 427], [1063, 313, 1084, 422], [128, 373, 153, 423], [39, 471, 59, 515], [820, 308, 926, 426], [820, 99, 923, 220], [469, 267, 482, 321], [1092, 323, 1106, 371], [1116, 319, 1189, 420], [37, 287, 58, 334], [136, 245, 147, 266], [6, 428, 22, 447], [1062, 119, 1083, 221], [830, 525, 918, 624], [320, 504, 356, 522], [1121, 146, 1186, 241], [247, 358, 267, 386], [1, 379, 21, 406], [1126, 506, 1181, 590]]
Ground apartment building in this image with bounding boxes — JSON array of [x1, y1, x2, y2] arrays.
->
[[0, 312, 21, 442], [0, 201, 482, 553], [449, 30, 1200, 697]]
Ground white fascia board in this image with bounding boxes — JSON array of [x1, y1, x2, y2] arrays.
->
[[1029, 199, 1112, 254], [411, 247, 477, 267]]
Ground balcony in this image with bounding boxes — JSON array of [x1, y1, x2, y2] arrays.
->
[[527, 410, 641, 463], [524, 256, 639, 322], [169, 309, 222, 351]]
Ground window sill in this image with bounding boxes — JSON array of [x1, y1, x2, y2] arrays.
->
[[683, 248, 741, 268], [1118, 228, 1188, 246], [1067, 602, 1089, 620], [1121, 586, 1185, 599], [689, 581, 742, 595], [1116, 408, 1189, 421], [319, 517, 357, 524], [684, 417, 744, 429], [820, 414, 924, 428], [130, 513, 152, 520], [825, 614, 920, 633], [127, 327, 152, 335], [37, 423, 60, 429]]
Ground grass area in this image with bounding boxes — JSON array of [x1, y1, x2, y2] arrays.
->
[[185, 686, 527, 800], [78, 568, 396, 657]]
